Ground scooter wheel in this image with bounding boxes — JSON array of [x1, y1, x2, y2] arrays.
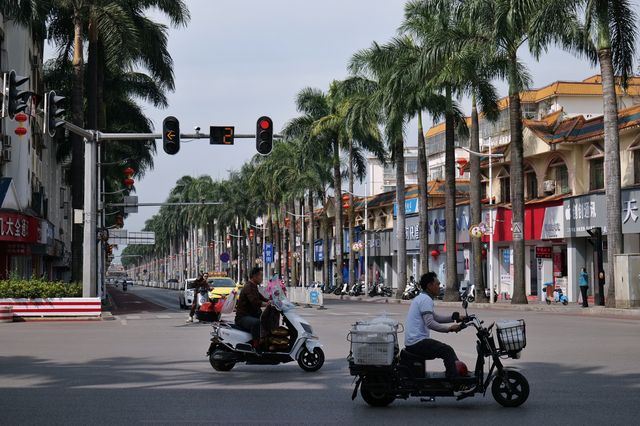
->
[[562, 299, 568, 306], [297, 347, 324, 372], [467, 295, 475, 303], [491, 370, 529, 407], [209, 350, 235, 372], [546, 299, 551, 305], [360, 379, 396, 407]]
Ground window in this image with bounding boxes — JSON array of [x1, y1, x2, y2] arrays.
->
[[500, 177, 511, 203], [526, 169, 538, 200], [555, 164, 570, 194], [405, 159, 418, 175], [590, 158, 604, 190], [522, 103, 537, 119], [635, 151, 640, 184]]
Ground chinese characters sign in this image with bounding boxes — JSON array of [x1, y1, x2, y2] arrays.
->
[[0, 212, 38, 243]]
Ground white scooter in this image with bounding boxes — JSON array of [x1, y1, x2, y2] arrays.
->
[[207, 292, 324, 372]]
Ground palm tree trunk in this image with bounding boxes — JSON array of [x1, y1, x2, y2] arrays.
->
[[599, 48, 622, 308], [348, 139, 355, 288], [470, 96, 487, 302], [395, 137, 407, 298], [321, 210, 330, 288], [289, 200, 297, 286], [87, 18, 98, 130], [307, 192, 315, 284], [71, 12, 85, 283], [333, 139, 344, 288], [267, 208, 273, 278], [509, 60, 527, 305], [417, 112, 429, 276], [275, 210, 282, 279], [444, 87, 458, 301]]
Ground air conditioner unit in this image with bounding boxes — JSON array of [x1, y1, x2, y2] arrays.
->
[[2, 135, 11, 148], [2, 149, 11, 162], [543, 180, 556, 194]]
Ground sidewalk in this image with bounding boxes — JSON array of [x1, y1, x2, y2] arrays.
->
[[322, 292, 640, 318]]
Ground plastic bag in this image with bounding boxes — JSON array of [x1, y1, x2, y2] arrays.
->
[[217, 289, 238, 314]]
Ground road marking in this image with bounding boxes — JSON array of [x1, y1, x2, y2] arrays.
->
[[120, 319, 127, 325], [156, 315, 171, 319], [126, 315, 141, 320]]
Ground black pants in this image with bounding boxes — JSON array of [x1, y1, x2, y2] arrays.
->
[[580, 286, 589, 307], [236, 315, 261, 340], [406, 338, 459, 379]]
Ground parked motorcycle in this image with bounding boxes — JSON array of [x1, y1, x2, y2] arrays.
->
[[207, 296, 324, 372], [334, 282, 349, 296], [348, 296, 529, 407], [546, 286, 568, 306], [461, 283, 498, 303], [349, 281, 364, 296], [369, 282, 393, 297], [402, 280, 420, 300]]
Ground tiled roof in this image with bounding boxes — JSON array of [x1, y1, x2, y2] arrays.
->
[[525, 104, 640, 144]]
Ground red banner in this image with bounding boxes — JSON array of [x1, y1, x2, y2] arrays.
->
[[0, 212, 39, 243]]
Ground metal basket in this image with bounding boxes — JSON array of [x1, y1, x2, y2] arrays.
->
[[348, 329, 397, 366], [496, 319, 526, 353]]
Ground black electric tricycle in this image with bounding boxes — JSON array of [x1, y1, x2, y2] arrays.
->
[[348, 297, 529, 407]]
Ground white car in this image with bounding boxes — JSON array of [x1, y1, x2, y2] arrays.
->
[[178, 278, 197, 309]]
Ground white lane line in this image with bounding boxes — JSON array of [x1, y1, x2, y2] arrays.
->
[[120, 319, 128, 325]]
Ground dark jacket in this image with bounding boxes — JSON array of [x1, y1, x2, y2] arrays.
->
[[235, 280, 268, 319]]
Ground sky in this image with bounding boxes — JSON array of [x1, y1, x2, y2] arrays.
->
[[52, 0, 640, 258]]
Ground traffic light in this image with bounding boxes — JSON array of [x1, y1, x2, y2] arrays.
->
[[162, 116, 180, 155], [44, 90, 65, 137], [6, 70, 31, 119], [256, 116, 273, 155]]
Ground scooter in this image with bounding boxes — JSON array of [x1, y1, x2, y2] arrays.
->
[[348, 296, 529, 407], [369, 282, 393, 297], [207, 296, 324, 372], [546, 286, 568, 305], [349, 281, 364, 296], [334, 281, 349, 296], [402, 281, 420, 300], [462, 283, 498, 303], [122, 280, 127, 292]]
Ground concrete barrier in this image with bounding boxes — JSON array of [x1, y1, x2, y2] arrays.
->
[[286, 286, 324, 309], [0, 298, 102, 318], [0, 306, 13, 322]]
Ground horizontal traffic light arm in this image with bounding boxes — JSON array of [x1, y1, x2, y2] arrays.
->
[[106, 201, 224, 207], [61, 121, 281, 141]]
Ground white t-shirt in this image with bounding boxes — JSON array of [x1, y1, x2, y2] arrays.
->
[[404, 292, 452, 346]]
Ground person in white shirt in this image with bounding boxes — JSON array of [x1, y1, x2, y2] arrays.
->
[[404, 272, 464, 379]]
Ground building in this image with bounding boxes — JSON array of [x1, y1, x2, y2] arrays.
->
[[1, 16, 72, 280]]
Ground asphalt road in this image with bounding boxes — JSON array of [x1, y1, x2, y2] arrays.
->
[[1, 285, 639, 425]]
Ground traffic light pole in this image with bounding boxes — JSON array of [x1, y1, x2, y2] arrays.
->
[[62, 122, 274, 297]]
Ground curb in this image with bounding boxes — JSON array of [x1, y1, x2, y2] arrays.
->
[[323, 293, 640, 318]]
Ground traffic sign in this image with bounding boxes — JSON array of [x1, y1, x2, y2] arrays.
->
[[220, 252, 230, 263], [123, 195, 138, 213], [264, 243, 273, 263], [512, 221, 523, 241]]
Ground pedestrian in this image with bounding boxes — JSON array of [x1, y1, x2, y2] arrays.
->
[[579, 267, 589, 308]]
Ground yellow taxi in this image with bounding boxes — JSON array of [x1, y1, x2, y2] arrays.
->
[[207, 272, 243, 301]]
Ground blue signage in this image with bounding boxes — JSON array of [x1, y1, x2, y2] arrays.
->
[[219, 252, 230, 263], [314, 240, 324, 262], [393, 198, 419, 217], [264, 243, 274, 263], [309, 289, 319, 304]]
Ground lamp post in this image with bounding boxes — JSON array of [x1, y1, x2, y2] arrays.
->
[[342, 188, 368, 294], [456, 145, 504, 304]]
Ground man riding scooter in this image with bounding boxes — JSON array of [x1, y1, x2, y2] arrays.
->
[[405, 272, 466, 381], [235, 267, 269, 345]]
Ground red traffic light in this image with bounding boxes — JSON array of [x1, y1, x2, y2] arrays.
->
[[123, 167, 135, 177], [259, 119, 271, 130], [124, 177, 135, 188]]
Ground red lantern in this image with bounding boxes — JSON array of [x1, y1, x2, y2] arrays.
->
[[342, 193, 350, 209], [456, 158, 468, 176], [124, 177, 135, 188], [14, 113, 28, 123], [14, 126, 27, 136], [481, 248, 487, 258], [123, 167, 135, 177], [249, 229, 255, 239], [430, 249, 440, 258]]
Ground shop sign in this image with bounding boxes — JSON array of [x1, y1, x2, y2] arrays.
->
[[535, 247, 553, 259], [563, 188, 640, 237], [0, 212, 38, 243], [314, 240, 323, 262], [393, 198, 419, 216], [541, 206, 564, 239], [398, 205, 471, 250], [4, 243, 31, 255]]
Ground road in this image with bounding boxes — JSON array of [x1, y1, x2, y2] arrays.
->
[[1, 285, 639, 425]]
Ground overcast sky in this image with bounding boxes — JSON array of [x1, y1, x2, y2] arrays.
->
[[77, 0, 640, 257]]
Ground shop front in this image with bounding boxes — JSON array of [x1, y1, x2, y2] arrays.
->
[[0, 210, 40, 279], [563, 188, 640, 304]]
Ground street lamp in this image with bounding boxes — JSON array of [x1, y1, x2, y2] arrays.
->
[[455, 145, 504, 304], [342, 187, 369, 294]]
